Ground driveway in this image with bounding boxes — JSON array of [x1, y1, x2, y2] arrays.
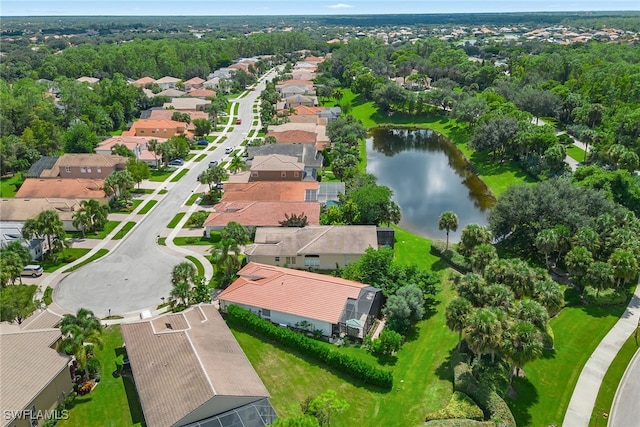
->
[[54, 71, 276, 317]]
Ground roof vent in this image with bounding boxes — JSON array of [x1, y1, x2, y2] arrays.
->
[[165, 323, 173, 330]]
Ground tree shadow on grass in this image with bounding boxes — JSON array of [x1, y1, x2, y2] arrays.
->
[[122, 376, 145, 425], [434, 347, 456, 382], [507, 376, 539, 427]]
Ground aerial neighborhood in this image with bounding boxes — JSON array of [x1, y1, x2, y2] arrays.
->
[[1, 11, 640, 427]]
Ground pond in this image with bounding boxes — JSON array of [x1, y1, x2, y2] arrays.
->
[[366, 127, 495, 242]]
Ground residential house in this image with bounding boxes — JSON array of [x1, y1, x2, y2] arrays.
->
[[280, 85, 312, 98], [30, 153, 128, 180], [154, 76, 181, 90], [182, 76, 205, 90], [95, 135, 166, 167], [203, 201, 320, 235], [291, 70, 316, 81], [221, 181, 320, 202], [249, 154, 307, 181], [15, 179, 107, 202], [121, 305, 275, 427], [131, 76, 156, 88], [0, 329, 73, 427], [244, 225, 378, 269], [265, 129, 317, 146], [246, 143, 323, 171], [203, 77, 222, 89], [25, 156, 58, 178], [219, 262, 382, 338], [276, 79, 314, 95], [186, 88, 216, 98], [267, 122, 329, 149], [122, 119, 187, 139], [162, 98, 211, 111], [76, 76, 99, 85], [155, 88, 187, 98], [282, 95, 318, 109], [0, 198, 93, 234], [0, 221, 43, 260]]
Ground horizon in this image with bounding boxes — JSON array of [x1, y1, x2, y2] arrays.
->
[[3, 1, 640, 17]]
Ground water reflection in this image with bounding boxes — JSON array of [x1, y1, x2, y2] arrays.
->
[[367, 127, 495, 241]]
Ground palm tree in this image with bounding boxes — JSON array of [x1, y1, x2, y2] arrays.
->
[[584, 261, 615, 296], [464, 307, 503, 364], [210, 238, 242, 286], [483, 284, 515, 313], [73, 199, 109, 237], [438, 211, 458, 250], [533, 279, 564, 316], [470, 243, 497, 276], [515, 300, 549, 331], [170, 281, 191, 308], [58, 308, 103, 373], [445, 297, 473, 350], [171, 262, 197, 286], [72, 211, 91, 237], [535, 229, 558, 268], [147, 139, 159, 168], [455, 273, 486, 307], [228, 155, 246, 174], [501, 320, 543, 385], [22, 210, 67, 260], [609, 249, 639, 286]]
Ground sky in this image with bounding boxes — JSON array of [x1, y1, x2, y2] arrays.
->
[[3, 0, 640, 17]]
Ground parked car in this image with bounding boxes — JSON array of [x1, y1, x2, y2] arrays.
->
[[241, 150, 249, 157], [224, 147, 234, 154], [22, 265, 43, 277], [196, 139, 209, 146], [168, 159, 184, 166], [236, 119, 242, 125], [209, 160, 218, 167]]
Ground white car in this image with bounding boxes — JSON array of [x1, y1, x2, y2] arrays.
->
[[224, 147, 234, 154]]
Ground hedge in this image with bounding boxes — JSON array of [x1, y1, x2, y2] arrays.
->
[[425, 392, 484, 422], [431, 240, 472, 273], [543, 323, 555, 350], [225, 304, 393, 389], [582, 286, 628, 306], [451, 351, 516, 427], [424, 420, 495, 427]]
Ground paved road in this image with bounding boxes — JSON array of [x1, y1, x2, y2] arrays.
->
[[54, 70, 277, 317], [609, 346, 640, 427]]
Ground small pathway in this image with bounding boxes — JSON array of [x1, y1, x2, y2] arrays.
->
[[562, 279, 640, 426]]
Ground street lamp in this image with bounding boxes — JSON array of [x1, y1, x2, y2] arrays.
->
[[108, 308, 111, 317], [161, 297, 165, 304]]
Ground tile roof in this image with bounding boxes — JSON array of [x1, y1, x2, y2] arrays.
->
[[183, 76, 205, 85], [221, 181, 319, 202], [250, 154, 305, 172], [128, 119, 186, 132], [96, 136, 167, 152], [0, 198, 84, 222], [132, 76, 156, 86], [155, 88, 187, 98], [26, 156, 59, 178], [154, 76, 180, 84], [36, 154, 127, 178], [186, 88, 216, 98], [292, 105, 326, 115], [266, 130, 317, 144], [76, 76, 99, 84], [247, 143, 324, 168], [277, 79, 314, 88], [121, 305, 269, 427], [219, 263, 370, 324], [245, 225, 378, 257], [15, 178, 106, 200], [20, 309, 63, 331], [0, 330, 71, 418], [163, 98, 211, 110], [204, 201, 320, 228]]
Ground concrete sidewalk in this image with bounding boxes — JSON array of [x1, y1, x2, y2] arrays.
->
[[562, 279, 640, 426]]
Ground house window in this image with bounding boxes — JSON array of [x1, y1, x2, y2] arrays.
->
[[262, 309, 271, 318], [97, 167, 101, 173], [281, 171, 287, 178], [80, 167, 86, 173], [286, 256, 296, 265], [86, 168, 92, 173], [140, 130, 146, 134], [251, 171, 258, 177], [275, 256, 280, 262], [304, 256, 320, 267], [65, 167, 71, 173]]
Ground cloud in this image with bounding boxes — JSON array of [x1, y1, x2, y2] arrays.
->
[[327, 3, 353, 9]]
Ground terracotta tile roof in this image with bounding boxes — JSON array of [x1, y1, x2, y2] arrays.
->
[[219, 263, 370, 324], [277, 79, 314, 87], [132, 76, 156, 87], [204, 201, 320, 228], [163, 98, 211, 110], [183, 76, 205, 85], [245, 225, 378, 257], [0, 330, 71, 419], [128, 119, 186, 135], [96, 136, 167, 152], [187, 88, 216, 98], [15, 178, 107, 200], [293, 105, 326, 115], [266, 130, 317, 144], [121, 305, 269, 427], [304, 56, 325, 63], [250, 154, 305, 172], [155, 88, 186, 98], [222, 181, 319, 202]]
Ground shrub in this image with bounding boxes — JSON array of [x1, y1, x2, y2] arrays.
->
[[431, 240, 472, 272], [371, 329, 403, 356], [451, 350, 516, 427], [543, 323, 555, 349], [115, 355, 124, 375], [424, 420, 494, 427], [225, 305, 393, 389], [425, 392, 484, 421], [582, 286, 628, 306], [86, 357, 100, 378], [186, 211, 210, 228]]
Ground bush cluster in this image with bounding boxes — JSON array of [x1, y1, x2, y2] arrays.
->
[[582, 286, 628, 306], [226, 305, 393, 389], [425, 392, 484, 422], [451, 351, 516, 427], [431, 240, 472, 273]]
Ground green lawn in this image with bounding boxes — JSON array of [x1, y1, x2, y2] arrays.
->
[[172, 236, 213, 246], [131, 188, 154, 195], [185, 193, 201, 206], [508, 292, 628, 427], [113, 199, 142, 213], [63, 249, 109, 273], [167, 212, 186, 228], [148, 168, 174, 182], [41, 249, 91, 272], [67, 221, 120, 239], [195, 154, 207, 162], [112, 222, 136, 240], [231, 283, 458, 426], [566, 145, 588, 163], [170, 168, 189, 182], [393, 226, 448, 272], [186, 255, 205, 276], [138, 199, 157, 214], [589, 331, 639, 426], [58, 325, 144, 427], [43, 286, 53, 305], [0, 173, 23, 197]]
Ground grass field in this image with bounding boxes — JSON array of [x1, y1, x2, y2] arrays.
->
[[589, 331, 639, 426], [167, 212, 186, 228], [170, 168, 189, 182], [0, 173, 23, 197], [112, 222, 136, 240], [68, 221, 120, 240], [148, 168, 174, 182], [508, 288, 629, 426], [392, 226, 446, 272], [186, 255, 205, 276], [41, 249, 91, 272], [185, 193, 202, 206], [172, 236, 213, 246], [63, 249, 109, 273], [566, 145, 588, 163], [137, 199, 157, 214], [58, 326, 145, 427]]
